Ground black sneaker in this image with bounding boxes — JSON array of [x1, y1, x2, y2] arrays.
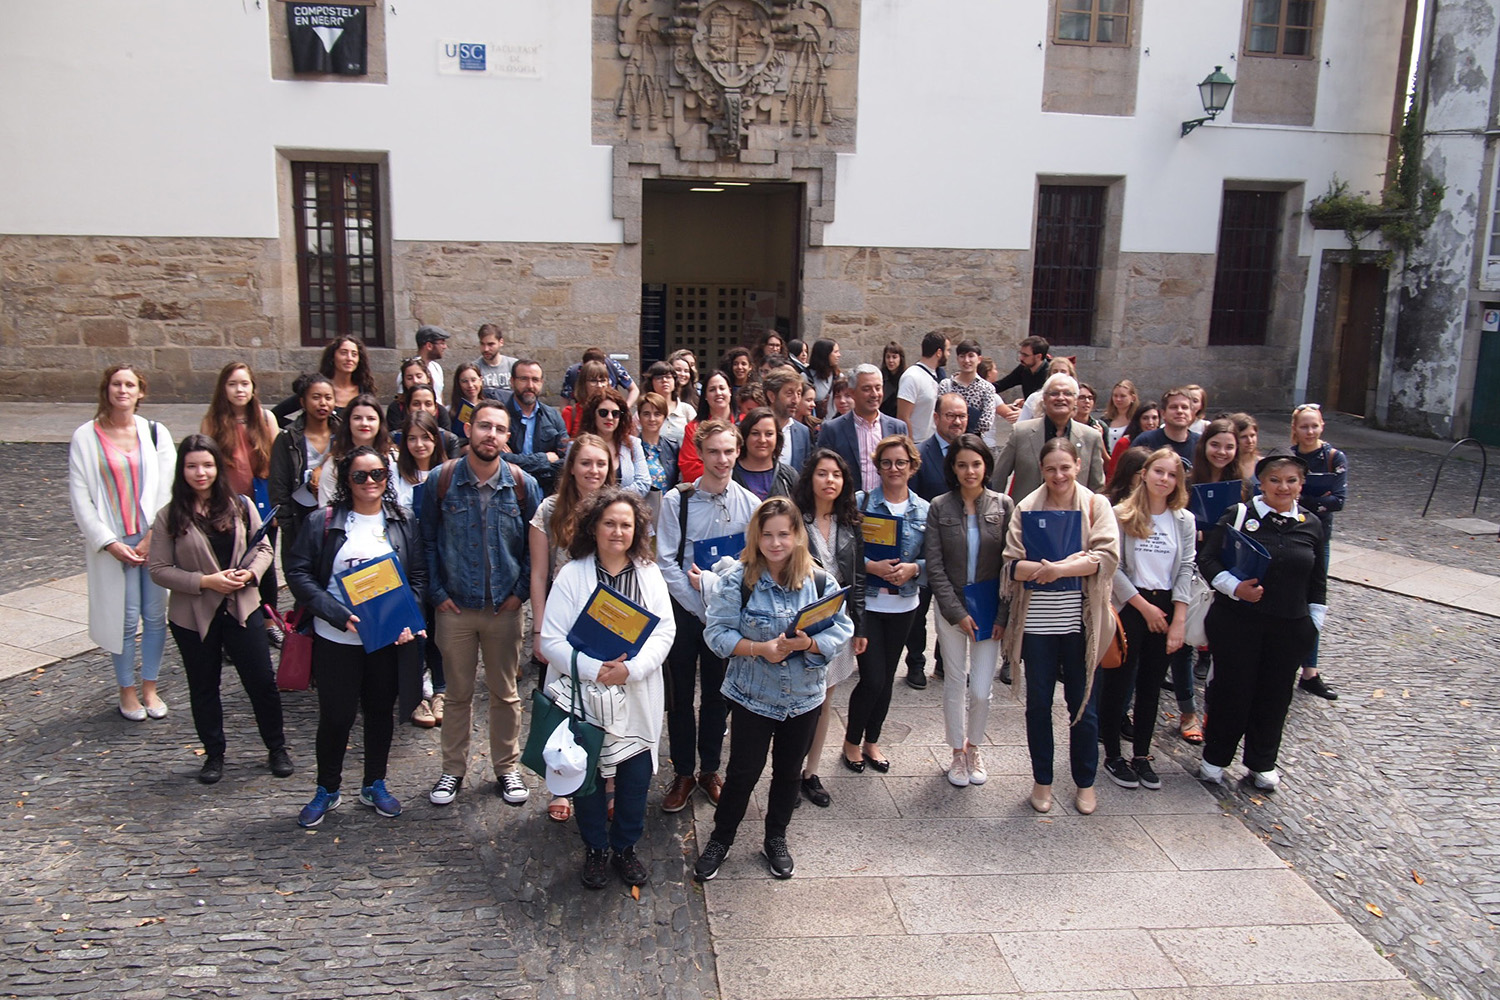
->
[[1103, 757, 1139, 789], [999, 661, 1012, 685], [581, 848, 609, 890], [611, 847, 649, 886], [800, 775, 831, 808], [694, 839, 730, 882], [1299, 675, 1338, 700], [1120, 716, 1135, 741], [1194, 651, 1211, 681], [1131, 756, 1161, 790], [268, 747, 295, 778], [763, 837, 795, 879], [199, 755, 224, 785], [905, 671, 927, 690]]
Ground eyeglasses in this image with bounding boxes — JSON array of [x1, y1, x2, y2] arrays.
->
[[877, 459, 911, 470], [350, 468, 390, 484], [1045, 390, 1077, 399], [596, 408, 622, 418], [1293, 403, 1322, 413]]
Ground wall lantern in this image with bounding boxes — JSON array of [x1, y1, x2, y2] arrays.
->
[[1180, 66, 1236, 137]]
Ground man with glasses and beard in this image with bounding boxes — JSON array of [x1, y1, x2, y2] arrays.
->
[[503, 359, 569, 496]]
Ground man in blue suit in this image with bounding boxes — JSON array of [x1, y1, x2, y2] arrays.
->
[[819, 364, 909, 493], [764, 365, 812, 473]]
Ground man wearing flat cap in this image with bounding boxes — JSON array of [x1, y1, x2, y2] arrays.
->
[[404, 325, 451, 401]]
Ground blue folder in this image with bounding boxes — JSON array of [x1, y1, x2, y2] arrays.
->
[[1020, 509, 1082, 592], [1220, 525, 1271, 583], [785, 586, 851, 639], [693, 532, 746, 571], [963, 581, 1000, 638], [566, 583, 660, 661], [1190, 481, 1242, 531], [334, 552, 426, 652], [251, 477, 274, 523], [1302, 472, 1341, 503], [861, 513, 905, 593]]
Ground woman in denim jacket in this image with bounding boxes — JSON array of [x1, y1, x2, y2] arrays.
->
[[844, 435, 929, 775], [692, 497, 854, 883]]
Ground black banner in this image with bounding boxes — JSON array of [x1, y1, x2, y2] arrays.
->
[[287, 4, 368, 76]]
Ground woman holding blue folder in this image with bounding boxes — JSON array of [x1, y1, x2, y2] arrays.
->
[[286, 446, 427, 828], [1002, 437, 1120, 816], [926, 434, 1013, 789], [1196, 448, 1327, 790], [538, 488, 675, 890]]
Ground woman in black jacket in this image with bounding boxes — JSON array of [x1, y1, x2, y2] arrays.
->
[[732, 408, 797, 501], [285, 447, 427, 828], [791, 449, 867, 807], [268, 374, 340, 568], [1196, 448, 1327, 792]]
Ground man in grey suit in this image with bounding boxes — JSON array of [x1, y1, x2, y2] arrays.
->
[[818, 364, 909, 492], [990, 372, 1106, 498], [764, 365, 812, 473]]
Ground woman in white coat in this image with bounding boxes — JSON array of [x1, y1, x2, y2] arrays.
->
[[539, 487, 675, 891], [68, 364, 177, 720]]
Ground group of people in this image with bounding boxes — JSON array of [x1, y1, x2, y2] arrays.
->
[[69, 323, 1345, 889]]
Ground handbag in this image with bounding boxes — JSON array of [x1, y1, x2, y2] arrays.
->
[[272, 605, 313, 692], [1098, 604, 1128, 670], [1183, 569, 1214, 648], [522, 652, 605, 798]]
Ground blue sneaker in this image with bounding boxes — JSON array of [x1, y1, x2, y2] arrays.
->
[[298, 786, 341, 827], [359, 780, 401, 818]]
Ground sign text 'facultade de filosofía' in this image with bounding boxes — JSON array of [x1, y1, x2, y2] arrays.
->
[[287, 4, 368, 76]]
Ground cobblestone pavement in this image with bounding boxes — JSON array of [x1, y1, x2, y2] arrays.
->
[[0, 443, 84, 593], [0, 645, 717, 1000], [1153, 580, 1498, 1000]]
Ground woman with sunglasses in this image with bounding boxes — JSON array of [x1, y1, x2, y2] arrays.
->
[[733, 407, 797, 501], [286, 446, 427, 828], [676, 370, 735, 482], [149, 434, 293, 784], [317, 394, 396, 507], [581, 386, 650, 496], [1290, 403, 1346, 701]]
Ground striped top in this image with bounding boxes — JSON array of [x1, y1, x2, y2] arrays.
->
[[1024, 589, 1083, 635], [94, 424, 145, 536]]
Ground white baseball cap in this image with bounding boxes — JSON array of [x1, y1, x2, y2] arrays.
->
[[542, 720, 589, 796]]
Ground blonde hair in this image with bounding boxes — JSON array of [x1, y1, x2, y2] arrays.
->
[[1114, 448, 1189, 539], [740, 497, 815, 591]]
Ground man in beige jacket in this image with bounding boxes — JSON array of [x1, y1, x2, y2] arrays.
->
[[990, 373, 1106, 498]]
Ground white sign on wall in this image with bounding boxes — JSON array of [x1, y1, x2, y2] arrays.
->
[[437, 40, 543, 78]]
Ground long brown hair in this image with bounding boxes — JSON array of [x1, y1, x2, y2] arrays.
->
[[319, 335, 377, 395], [166, 434, 246, 539], [567, 487, 653, 563], [740, 496, 815, 590], [1103, 379, 1139, 423], [1115, 447, 1189, 539], [581, 386, 632, 448], [331, 394, 392, 462], [550, 434, 617, 553], [205, 363, 273, 478], [1191, 418, 1239, 485]]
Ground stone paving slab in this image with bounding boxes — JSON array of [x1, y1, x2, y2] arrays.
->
[[714, 932, 1019, 999], [0, 576, 93, 681], [993, 928, 1187, 992], [1151, 922, 1409, 987]]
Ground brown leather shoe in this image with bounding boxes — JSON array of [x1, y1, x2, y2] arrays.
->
[[697, 771, 723, 805], [661, 774, 696, 813]]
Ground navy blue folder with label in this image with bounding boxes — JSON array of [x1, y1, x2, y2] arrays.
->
[[964, 581, 1000, 637], [785, 586, 851, 639], [1190, 480, 1242, 531], [693, 532, 746, 571], [1020, 509, 1083, 592], [861, 513, 905, 593], [251, 477, 274, 523], [565, 583, 660, 662], [1220, 525, 1271, 583], [334, 552, 426, 652]]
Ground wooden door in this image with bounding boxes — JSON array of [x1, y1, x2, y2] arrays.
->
[[1333, 263, 1384, 416]]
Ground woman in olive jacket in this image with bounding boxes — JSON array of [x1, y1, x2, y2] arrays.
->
[[924, 433, 1015, 789]]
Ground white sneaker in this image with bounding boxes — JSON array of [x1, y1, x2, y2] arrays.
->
[[1198, 760, 1225, 785], [1249, 767, 1280, 790], [965, 747, 988, 785], [947, 753, 970, 787], [498, 770, 530, 805]]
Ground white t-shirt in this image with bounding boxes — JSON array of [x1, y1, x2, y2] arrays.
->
[[1130, 511, 1178, 592], [897, 364, 940, 443], [315, 509, 396, 645]]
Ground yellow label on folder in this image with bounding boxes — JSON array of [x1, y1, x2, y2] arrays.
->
[[587, 588, 650, 642], [861, 517, 897, 547], [341, 559, 403, 605]]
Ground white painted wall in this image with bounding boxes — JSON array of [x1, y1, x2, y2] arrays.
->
[[824, 0, 1407, 252], [0, 0, 618, 242]]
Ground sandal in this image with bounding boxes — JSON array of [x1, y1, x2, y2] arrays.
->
[[547, 796, 572, 822], [606, 778, 616, 822], [1180, 716, 1204, 745]]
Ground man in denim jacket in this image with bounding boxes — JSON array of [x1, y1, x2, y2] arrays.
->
[[420, 400, 540, 807]]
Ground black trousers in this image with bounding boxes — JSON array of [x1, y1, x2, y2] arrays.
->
[[664, 599, 727, 778], [711, 701, 821, 847], [1202, 602, 1317, 773], [845, 608, 917, 745], [170, 608, 285, 759], [1098, 590, 1173, 761], [257, 523, 279, 611], [312, 635, 400, 792]]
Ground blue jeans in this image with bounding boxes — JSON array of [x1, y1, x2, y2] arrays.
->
[[113, 539, 167, 688], [1022, 631, 1099, 788], [576, 748, 653, 852]]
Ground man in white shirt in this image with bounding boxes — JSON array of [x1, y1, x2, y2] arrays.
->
[[398, 325, 449, 400], [476, 323, 518, 392], [896, 333, 949, 443]]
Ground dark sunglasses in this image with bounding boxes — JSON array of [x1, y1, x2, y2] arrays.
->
[[351, 468, 390, 484], [596, 408, 623, 418]]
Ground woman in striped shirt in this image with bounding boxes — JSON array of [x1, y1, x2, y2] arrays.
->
[[1002, 437, 1120, 816]]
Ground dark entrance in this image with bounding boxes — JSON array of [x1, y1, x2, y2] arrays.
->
[[1328, 262, 1385, 416]]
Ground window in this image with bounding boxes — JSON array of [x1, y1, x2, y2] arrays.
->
[[1245, 0, 1315, 57], [292, 161, 387, 347], [1209, 190, 1283, 346], [1055, 0, 1131, 46], [1030, 185, 1106, 346]]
